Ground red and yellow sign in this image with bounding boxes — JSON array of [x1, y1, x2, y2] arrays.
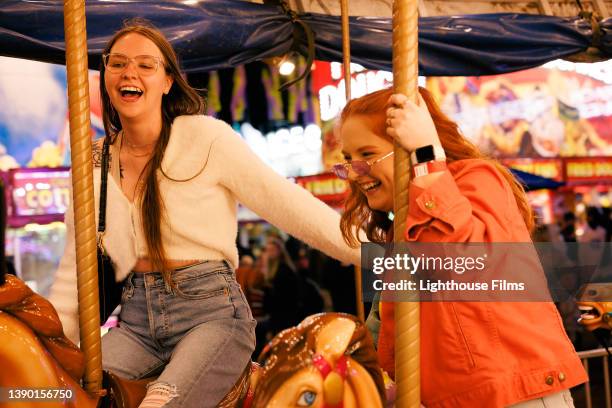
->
[[565, 157, 612, 183], [295, 173, 349, 208], [502, 159, 563, 181], [502, 157, 612, 185]]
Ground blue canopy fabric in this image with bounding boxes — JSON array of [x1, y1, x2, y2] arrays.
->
[[510, 169, 565, 191], [0, 0, 610, 76]]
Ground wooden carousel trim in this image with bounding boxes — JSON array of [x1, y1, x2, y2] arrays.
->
[[63, 0, 103, 394]]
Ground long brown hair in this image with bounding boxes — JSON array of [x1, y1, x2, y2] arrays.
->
[[339, 87, 534, 246], [100, 19, 205, 282]]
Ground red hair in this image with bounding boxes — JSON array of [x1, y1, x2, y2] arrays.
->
[[339, 87, 534, 246]]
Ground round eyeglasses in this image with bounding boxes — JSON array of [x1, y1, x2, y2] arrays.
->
[[332, 151, 394, 180], [103, 53, 164, 76]]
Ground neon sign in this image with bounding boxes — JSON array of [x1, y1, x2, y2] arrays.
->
[[10, 169, 71, 217]]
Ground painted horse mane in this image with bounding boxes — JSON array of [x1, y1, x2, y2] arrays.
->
[[0, 179, 6, 286], [0, 274, 85, 381], [252, 312, 386, 407]]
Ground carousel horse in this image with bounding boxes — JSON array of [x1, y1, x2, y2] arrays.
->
[[577, 282, 612, 331], [577, 282, 612, 355], [0, 272, 155, 408], [246, 312, 387, 407], [0, 274, 96, 408]]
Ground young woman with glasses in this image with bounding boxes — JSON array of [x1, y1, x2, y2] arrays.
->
[[49, 20, 360, 408], [335, 87, 586, 407]]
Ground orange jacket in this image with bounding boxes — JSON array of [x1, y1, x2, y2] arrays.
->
[[377, 159, 587, 408]]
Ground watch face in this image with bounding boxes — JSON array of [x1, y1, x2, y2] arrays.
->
[[415, 145, 435, 163]]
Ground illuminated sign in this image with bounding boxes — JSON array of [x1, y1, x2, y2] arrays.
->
[[502, 159, 563, 181], [241, 123, 323, 177], [319, 70, 394, 121], [316, 61, 425, 121], [542, 60, 612, 85], [7, 168, 71, 227], [565, 158, 612, 182], [295, 172, 349, 208], [430, 61, 612, 159]]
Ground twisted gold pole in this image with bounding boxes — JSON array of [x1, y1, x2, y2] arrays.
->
[[63, 0, 103, 393], [341, 0, 351, 101], [392, 0, 420, 407], [353, 265, 364, 321], [340, 0, 365, 322]]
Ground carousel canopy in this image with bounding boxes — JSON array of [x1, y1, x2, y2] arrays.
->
[[0, 0, 610, 76], [509, 169, 565, 191], [280, 0, 610, 18]]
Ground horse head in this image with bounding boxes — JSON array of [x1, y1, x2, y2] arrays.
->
[[577, 282, 612, 331], [249, 312, 385, 408], [0, 275, 97, 408]]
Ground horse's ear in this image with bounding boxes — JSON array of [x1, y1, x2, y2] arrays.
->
[[315, 317, 356, 362]]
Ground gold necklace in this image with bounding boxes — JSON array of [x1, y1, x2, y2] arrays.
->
[[118, 138, 143, 202], [122, 131, 156, 157], [122, 130, 158, 148], [126, 146, 154, 158]]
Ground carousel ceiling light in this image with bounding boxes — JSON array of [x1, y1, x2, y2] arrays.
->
[[279, 53, 296, 76]]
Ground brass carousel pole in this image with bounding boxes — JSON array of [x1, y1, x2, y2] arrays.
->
[[340, 0, 365, 322], [63, 0, 103, 393], [392, 0, 420, 407], [341, 0, 351, 102]]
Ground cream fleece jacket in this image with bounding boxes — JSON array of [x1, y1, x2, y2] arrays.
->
[[49, 115, 361, 343]]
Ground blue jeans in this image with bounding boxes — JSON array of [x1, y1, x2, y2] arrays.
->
[[102, 260, 256, 407], [507, 390, 574, 408]]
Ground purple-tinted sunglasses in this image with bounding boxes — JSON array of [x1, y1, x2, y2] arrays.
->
[[332, 151, 394, 180]]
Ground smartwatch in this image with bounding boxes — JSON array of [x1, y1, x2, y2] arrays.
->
[[410, 145, 447, 178], [410, 144, 446, 165]]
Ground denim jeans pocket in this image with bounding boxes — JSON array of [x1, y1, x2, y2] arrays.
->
[[561, 390, 575, 407], [225, 278, 253, 321], [121, 279, 135, 303], [173, 272, 230, 300]]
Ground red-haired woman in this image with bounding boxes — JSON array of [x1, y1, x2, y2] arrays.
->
[[335, 87, 586, 407]]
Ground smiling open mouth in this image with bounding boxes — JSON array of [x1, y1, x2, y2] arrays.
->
[[362, 181, 381, 192], [120, 86, 143, 98]]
